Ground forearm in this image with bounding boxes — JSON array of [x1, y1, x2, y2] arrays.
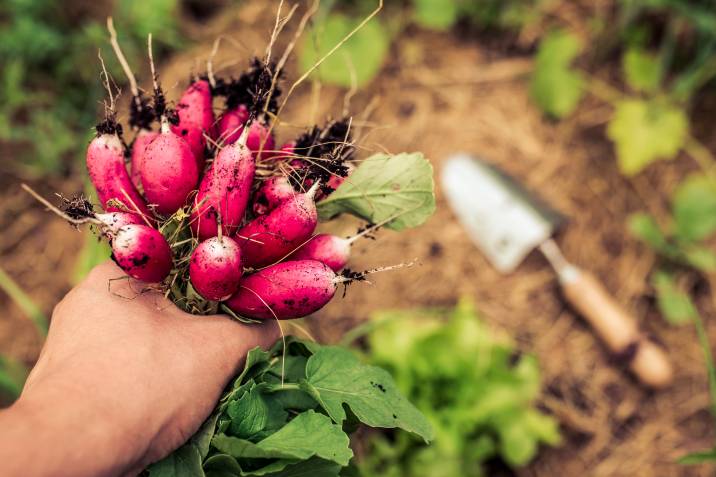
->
[[0, 385, 145, 477]]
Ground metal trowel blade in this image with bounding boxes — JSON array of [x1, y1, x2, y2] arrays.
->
[[441, 154, 564, 274]]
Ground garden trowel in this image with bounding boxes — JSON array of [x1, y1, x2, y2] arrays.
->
[[442, 154, 673, 388]]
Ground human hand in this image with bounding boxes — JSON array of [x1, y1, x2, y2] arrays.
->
[[0, 261, 279, 477]]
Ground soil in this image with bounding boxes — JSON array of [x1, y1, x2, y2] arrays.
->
[[1, 1, 715, 475]]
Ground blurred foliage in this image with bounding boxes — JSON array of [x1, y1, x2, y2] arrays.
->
[[629, 174, 716, 274], [629, 174, 716, 324], [355, 298, 560, 476], [0, 0, 183, 177], [607, 98, 688, 175], [0, 355, 28, 407], [627, 167, 716, 464], [530, 0, 716, 175], [530, 31, 584, 118], [299, 0, 540, 88], [300, 12, 390, 88]]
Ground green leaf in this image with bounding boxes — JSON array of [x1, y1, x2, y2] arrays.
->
[[652, 271, 697, 325], [530, 30, 584, 118], [623, 48, 662, 93], [607, 98, 688, 175], [203, 454, 241, 476], [683, 246, 716, 272], [195, 414, 220, 459], [258, 411, 353, 466], [213, 411, 353, 466], [627, 213, 670, 252], [672, 175, 716, 242], [413, 0, 459, 31], [212, 434, 297, 461], [360, 298, 560, 476], [147, 445, 204, 477], [301, 346, 433, 442], [679, 447, 716, 465], [264, 457, 342, 477], [317, 152, 436, 230], [299, 13, 389, 87], [227, 385, 272, 439], [498, 415, 538, 466]]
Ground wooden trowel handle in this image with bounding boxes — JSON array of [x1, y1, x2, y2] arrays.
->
[[559, 268, 673, 388]]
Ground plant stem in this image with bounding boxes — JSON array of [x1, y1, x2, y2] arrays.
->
[[0, 266, 48, 336], [265, 383, 301, 393], [692, 308, 716, 434]]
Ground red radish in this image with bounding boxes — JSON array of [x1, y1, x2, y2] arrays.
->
[[225, 260, 338, 319], [130, 129, 158, 189], [286, 216, 391, 271], [252, 175, 296, 215], [107, 18, 157, 191], [216, 104, 249, 145], [170, 79, 214, 166], [325, 164, 353, 194], [218, 108, 275, 160], [96, 211, 144, 234], [86, 130, 153, 220], [141, 122, 199, 216], [190, 136, 255, 240], [189, 236, 243, 301], [111, 224, 172, 282], [278, 141, 296, 159], [287, 234, 351, 272], [246, 120, 275, 160], [237, 183, 320, 268]]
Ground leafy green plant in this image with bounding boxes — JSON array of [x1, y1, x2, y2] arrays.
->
[[628, 171, 716, 463], [148, 337, 432, 476], [630, 174, 716, 269], [530, 30, 584, 119], [354, 298, 560, 476], [299, 0, 542, 87], [317, 152, 436, 229], [300, 12, 390, 88]]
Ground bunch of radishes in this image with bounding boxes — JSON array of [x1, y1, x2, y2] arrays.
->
[[56, 26, 392, 322]]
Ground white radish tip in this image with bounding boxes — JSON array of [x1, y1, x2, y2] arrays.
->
[[306, 180, 321, 199]]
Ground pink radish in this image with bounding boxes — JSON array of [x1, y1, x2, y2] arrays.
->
[[286, 217, 391, 271], [324, 163, 353, 194], [217, 108, 275, 160], [130, 129, 158, 189], [216, 104, 249, 145], [107, 18, 158, 192], [252, 175, 296, 215], [141, 122, 199, 216], [287, 234, 351, 272], [86, 129, 153, 220], [225, 260, 338, 319], [111, 224, 172, 282], [139, 35, 200, 216], [170, 79, 214, 167], [190, 136, 255, 240], [237, 183, 320, 268], [189, 236, 243, 301], [96, 211, 144, 234], [278, 141, 296, 159]]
